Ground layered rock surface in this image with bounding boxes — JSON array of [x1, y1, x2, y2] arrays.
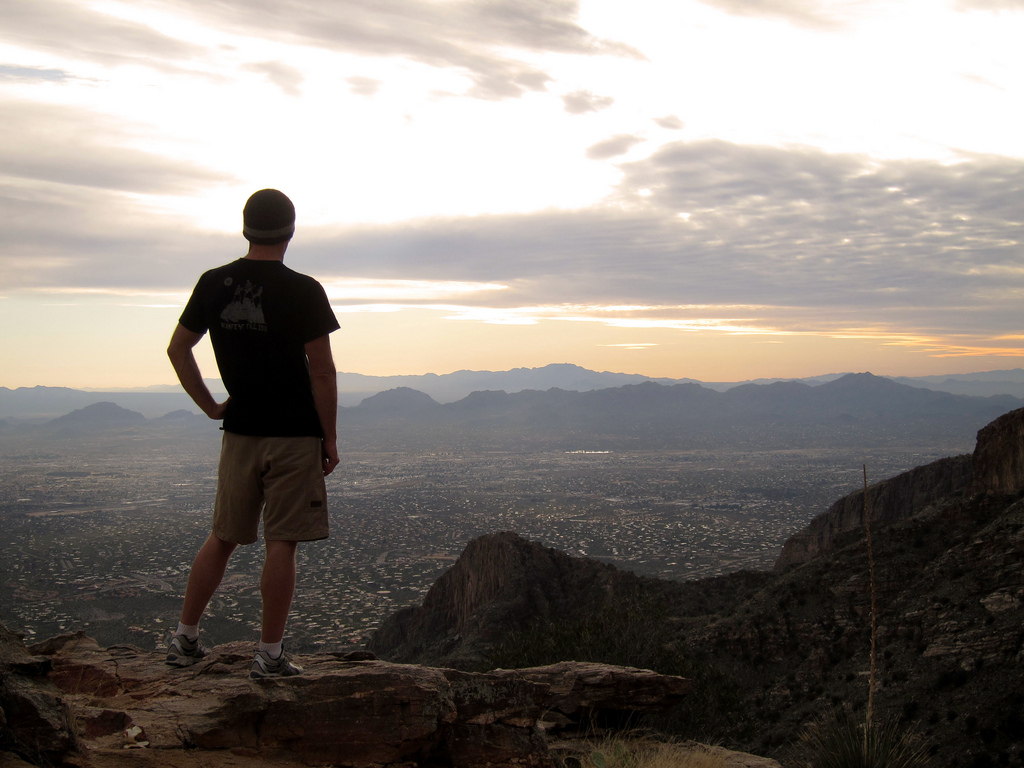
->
[[0, 630, 692, 768]]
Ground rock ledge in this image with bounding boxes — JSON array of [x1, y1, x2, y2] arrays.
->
[[3, 629, 697, 768]]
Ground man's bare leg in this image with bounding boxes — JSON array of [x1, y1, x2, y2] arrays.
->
[[180, 534, 237, 626], [260, 539, 298, 644]]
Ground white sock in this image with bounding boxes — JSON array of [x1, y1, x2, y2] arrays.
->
[[176, 623, 199, 641], [258, 641, 283, 659]]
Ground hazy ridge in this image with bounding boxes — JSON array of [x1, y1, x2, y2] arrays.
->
[[5, 363, 1024, 419], [4, 372, 1018, 455]]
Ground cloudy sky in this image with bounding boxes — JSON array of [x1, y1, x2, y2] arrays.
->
[[2, 0, 1023, 388]]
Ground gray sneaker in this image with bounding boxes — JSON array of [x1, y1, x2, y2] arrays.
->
[[249, 648, 303, 678], [165, 633, 207, 667]]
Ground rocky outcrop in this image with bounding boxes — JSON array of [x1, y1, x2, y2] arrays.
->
[[774, 454, 973, 567], [972, 406, 1024, 494], [369, 531, 667, 669], [777, 407, 1024, 569], [696, 491, 1024, 766], [0, 629, 690, 768], [0, 623, 77, 766]]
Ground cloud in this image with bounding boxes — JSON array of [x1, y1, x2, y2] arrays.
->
[[321, 278, 507, 301], [135, 0, 642, 100], [0, 64, 72, 83], [0, 97, 234, 292], [604, 141, 1024, 315], [585, 134, 647, 160], [0, 178, 234, 291], [348, 76, 381, 96], [1, 0, 206, 67], [653, 115, 684, 130], [0, 100, 232, 194], [693, 0, 869, 29], [5, 136, 1023, 351], [954, 0, 1024, 9], [243, 61, 304, 97], [562, 90, 614, 114], [3, 0, 640, 101], [287, 140, 1024, 344]]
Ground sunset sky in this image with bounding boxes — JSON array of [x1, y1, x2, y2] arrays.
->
[[2, 0, 1023, 389]]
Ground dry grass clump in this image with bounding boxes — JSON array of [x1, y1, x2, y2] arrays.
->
[[560, 736, 730, 768], [793, 708, 930, 768]]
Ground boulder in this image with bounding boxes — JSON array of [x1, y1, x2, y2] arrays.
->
[[0, 624, 77, 766]]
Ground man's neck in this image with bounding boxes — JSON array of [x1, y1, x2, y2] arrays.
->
[[244, 242, 289, 262]]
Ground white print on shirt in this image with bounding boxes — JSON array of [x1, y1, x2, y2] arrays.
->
[[219, 280, 268, 331]]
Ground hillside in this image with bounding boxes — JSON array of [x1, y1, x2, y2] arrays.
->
[[369, 408, 1024, 767]]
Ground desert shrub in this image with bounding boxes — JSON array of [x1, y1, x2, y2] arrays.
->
[[794, 708, 930, 768], [563, 735, 728, 768]]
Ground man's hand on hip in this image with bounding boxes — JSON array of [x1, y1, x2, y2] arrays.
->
[[321, 438, 340, 476]]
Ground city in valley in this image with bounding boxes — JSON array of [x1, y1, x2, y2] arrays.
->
[[0, 422, 970, 654]]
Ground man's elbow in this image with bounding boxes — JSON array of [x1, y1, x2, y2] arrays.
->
[[167, 341, 187, 365], [310, 367, 337, 384], [308, 354, 337, 380]]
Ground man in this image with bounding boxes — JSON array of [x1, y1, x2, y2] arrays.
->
[[165, 189, 339, 678]]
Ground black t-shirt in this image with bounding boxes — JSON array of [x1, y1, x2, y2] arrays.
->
[[179, 258, 339, 437]]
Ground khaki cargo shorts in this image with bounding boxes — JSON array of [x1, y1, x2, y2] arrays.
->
[[212, 433, 329, 544]]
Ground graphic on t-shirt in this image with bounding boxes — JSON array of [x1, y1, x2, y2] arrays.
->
[[220, 280, 267, 331]]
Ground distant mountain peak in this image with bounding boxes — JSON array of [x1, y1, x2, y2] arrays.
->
[[48, 401, 145, 425], [358, 387, 438, 412]]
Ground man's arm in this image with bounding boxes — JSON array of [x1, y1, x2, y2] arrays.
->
[[305, 333, 339, 476], [167, 323, 228, 420]]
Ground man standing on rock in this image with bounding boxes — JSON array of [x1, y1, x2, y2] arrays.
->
[[165, 189, 339, 677]]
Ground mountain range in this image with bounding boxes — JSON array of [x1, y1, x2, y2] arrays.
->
[[3, 372, 1019, 452], [5, 364, 1024, 419], [337, 373, 1020, 450]]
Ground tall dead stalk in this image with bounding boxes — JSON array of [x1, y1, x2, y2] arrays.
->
[[863, 465, 878, 736]]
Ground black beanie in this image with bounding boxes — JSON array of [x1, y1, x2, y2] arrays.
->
[[243, 189, 295, 245]]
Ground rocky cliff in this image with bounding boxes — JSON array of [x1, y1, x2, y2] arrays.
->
[[972, 406, 1024, 494], [776, 406, 1024, 568], [774, 454, 974, 568]]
